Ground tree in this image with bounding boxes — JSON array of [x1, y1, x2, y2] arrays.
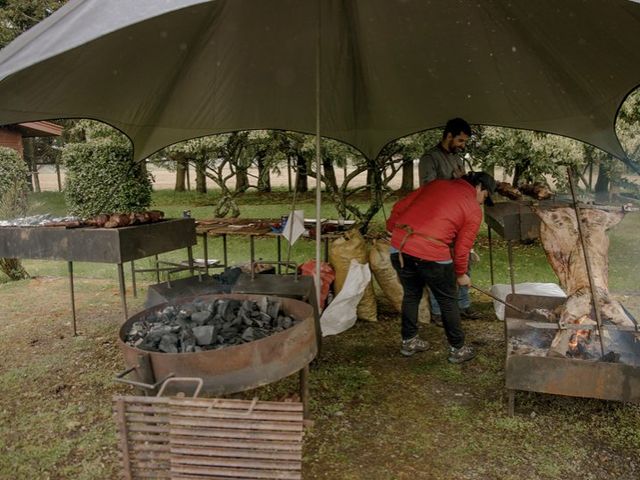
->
[[0, 0, 66, 48], [0, 146, 30, 280]]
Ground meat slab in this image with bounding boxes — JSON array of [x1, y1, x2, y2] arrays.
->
[[533, 206, 633, 358]]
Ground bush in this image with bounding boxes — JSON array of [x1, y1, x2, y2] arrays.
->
[[0, 146, 29, 214], [63, 138, 152, 217], [0, 146, 30, 280]]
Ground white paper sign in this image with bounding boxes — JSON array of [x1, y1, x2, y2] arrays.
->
[[282, 210, 305, 245]]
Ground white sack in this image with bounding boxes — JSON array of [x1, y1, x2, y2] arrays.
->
[[320, 259, 371, 336]]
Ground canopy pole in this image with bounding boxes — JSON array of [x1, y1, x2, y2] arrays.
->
[[314, 0, 322, 316]]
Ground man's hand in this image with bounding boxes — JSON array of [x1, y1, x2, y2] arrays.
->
[[457, 274, 471, 286]]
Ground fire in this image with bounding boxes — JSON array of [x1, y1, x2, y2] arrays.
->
[[567, 329, 592, 357]]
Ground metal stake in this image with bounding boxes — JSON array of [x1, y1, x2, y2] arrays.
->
[[567, 167, 606, 358], [68, 261, 77, 336]]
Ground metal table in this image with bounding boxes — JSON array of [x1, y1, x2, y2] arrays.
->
[[484, 201, 542, 293], [0, 218, 196, 334]]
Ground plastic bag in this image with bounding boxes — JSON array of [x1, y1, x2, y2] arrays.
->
[[329, 229, 377, 321], [320, 259, 371, 336], [490, 282, 566, 320], [369, 239, 431, 323], [299, 260, 335, 309]]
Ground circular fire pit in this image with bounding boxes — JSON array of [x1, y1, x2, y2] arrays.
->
[[117, 293, 317, 395]]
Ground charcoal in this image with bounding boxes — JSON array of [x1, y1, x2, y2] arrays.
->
[[242, 327, 255, 342], [193, 325, 215, 346], [159, 334, 179, 353], [601, 351, 620, 363], [258, 296, 269, 314], [217, 300, 229, 319], [241, 312, 253, 326], [191, 311, 211, 325], [180, 330, 196, 353], [267, 299, 281, 319], [125, 297, 296, 353]]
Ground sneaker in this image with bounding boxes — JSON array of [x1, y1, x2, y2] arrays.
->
[[448, 345, 476, 364], [431, 314, 443, 328], [460, 308, 482, 320], [401, 336, 430, 357]]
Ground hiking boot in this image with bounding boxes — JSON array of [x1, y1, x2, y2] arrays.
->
[[448, 345, 476, 364], [431, 314, 443, 328], [460, 308, 482, 320], [401, 336, 430, 357]]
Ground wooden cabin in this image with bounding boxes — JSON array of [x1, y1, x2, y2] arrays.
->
[[0, 121, 63, 158]]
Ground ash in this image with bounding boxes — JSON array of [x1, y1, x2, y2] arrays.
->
[[125, 297, 296, 353]]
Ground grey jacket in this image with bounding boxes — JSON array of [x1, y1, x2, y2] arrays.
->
[[418, 145, 465, 184]]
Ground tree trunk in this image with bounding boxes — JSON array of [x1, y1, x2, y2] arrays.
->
[[194, 158, 207, 193], [257, 152, 271, 192], [174, 155, 186, 192], [55, 161, 62, 191], [235, 166, 249, 193], [400, 156, 414, 191], [0, 258, 29, 280], [295, 154, 308, 192], [22, 138, 37, 192], [594, 161, 611, 203], [322, 157, 337, 194]]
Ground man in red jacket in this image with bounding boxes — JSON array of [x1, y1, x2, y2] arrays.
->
[[387, 172, 496, 363]]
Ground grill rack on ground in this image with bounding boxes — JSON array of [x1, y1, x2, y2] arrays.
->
[[113, 384, 304, 479]]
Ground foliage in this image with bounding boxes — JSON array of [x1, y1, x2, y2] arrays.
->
[[468, 127, 584, 190], [62, 121, 152, 217], [0, 146, 30, 279], [0, 146, 29, 209], [617, 88, 640, 168], [0, 0, 65, 48]]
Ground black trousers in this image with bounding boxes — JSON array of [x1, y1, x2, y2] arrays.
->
[[391, 252, 465, 348]]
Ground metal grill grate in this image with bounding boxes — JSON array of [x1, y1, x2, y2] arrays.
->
[[114, 395, 303, 480]]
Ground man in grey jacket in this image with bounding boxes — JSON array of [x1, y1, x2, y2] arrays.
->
[[418, 117, 481, 324]]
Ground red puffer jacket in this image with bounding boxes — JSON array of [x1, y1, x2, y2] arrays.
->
[[387, 179, 482, 275]]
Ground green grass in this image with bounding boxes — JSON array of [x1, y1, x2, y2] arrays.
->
[[1, 188, 639, 479]]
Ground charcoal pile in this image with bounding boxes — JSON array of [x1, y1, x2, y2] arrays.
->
[[124, 297, 296, 353]]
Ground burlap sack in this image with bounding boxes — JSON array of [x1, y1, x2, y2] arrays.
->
[[369, 239, 431, 324], [328, 229, 377, 321]]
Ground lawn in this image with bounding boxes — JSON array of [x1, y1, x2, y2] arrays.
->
[[1, 190, 639, 479]]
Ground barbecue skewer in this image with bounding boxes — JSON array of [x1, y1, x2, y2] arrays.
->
[[567, 168, 606, 358], [469, 284, 530, 316]]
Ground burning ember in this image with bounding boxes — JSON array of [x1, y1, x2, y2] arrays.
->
[[124, 296, 296, 353], [566, 329, 592, 358]]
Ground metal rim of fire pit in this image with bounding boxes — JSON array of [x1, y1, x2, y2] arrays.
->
[[117, 293, 317, 396]]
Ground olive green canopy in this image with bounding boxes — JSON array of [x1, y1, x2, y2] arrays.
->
[[0, 0, 639, 161]]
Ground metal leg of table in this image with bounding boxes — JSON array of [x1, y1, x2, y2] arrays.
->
[[300, 365, 310, 419], [507, 389, 516, 417], [222, 234, 228, 269], [187, 246, 194, 275], [155, 255, 160, 283], [507, 240, 515, 294], [277, 235, 282, 275], [250, 235, 256, 280], [68, 261, 77, 337], [488, 227, 494, 286], [117, 262, 129, 321], [130, 260, 137, 298], [202, 233, 209, 276]]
